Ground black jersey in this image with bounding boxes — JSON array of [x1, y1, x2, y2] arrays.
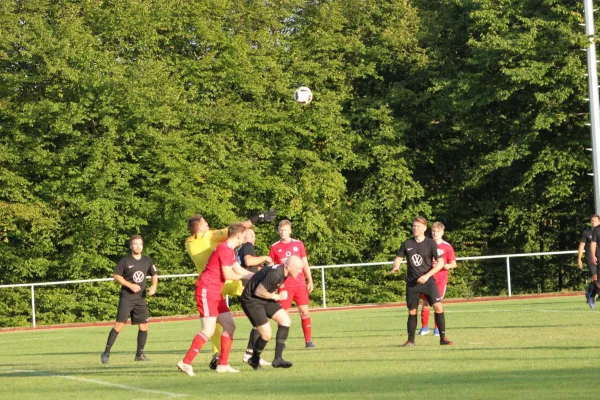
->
[[241, 264, 285, 303], [582, 228, 594, 262], [114, 254, 157, 297], [236, 242, 260, 273], [591, 226, 600, 259], [396, 237, 439, 285]]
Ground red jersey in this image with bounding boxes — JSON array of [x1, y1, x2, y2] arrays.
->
[[270, 239, 307, 288], [197, 241, 236, 292], [432, 240, 456, 282]]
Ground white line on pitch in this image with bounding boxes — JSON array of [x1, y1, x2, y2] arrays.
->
[[8, 370, 187, 398]]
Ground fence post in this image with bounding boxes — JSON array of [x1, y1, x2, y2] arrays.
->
[[321, 267, 327, 309], [31, 285, 36, 328], [506, 257, 512, 297]]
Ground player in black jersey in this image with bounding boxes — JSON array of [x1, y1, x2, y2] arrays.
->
[[101, 235, 158, 364], [240, 255, 303, 369], [236, 228, 274, 366], [391, 217, 452, 346], [582, 215, 600, 307]]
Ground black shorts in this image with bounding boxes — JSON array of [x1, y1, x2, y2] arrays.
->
[[116, 294, 149, 324], [241, 298, 282, 327], [588, 261, 598, 277], [406, 278, 441, 310]]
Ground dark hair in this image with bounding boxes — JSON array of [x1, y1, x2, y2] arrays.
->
[[187, 215, 204, 233], [129, 235, 143, 244], [228, 223, 246, 237]]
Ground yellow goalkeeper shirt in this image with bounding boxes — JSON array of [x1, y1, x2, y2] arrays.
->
[[185, 229, 228, 274]]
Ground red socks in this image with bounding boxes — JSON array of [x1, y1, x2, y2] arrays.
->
[[183, 332, 207, 365], [301, 315, 312, 343], [218, 331, 233, 366], [421, 307, 430, 328]]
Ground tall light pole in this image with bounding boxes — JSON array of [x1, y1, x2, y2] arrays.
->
[[584, 0, 600, 213]]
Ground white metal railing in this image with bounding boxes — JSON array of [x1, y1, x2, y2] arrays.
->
[[0, 250, 579, 328]]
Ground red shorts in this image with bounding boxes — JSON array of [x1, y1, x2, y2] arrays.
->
[[420, 278, 447, 303], [196, 286, 230, 318], [278, 284, 310, 309]]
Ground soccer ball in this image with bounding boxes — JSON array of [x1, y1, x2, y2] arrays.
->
[[294, 86, 313, 105]]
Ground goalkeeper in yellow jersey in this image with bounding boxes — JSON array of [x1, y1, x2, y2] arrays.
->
[[185, 210, 276, 369]]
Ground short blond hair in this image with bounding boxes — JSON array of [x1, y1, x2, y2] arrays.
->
[[431, 221, 445, 230], [278, 219, 292, 229]]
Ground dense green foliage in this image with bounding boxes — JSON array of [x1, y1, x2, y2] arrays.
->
[[0, 0, 594, 326]]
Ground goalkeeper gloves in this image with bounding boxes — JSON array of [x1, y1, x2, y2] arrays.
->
[[250, 210, 276, 224]]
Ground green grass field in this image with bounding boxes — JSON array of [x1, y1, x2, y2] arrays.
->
[[0, 295, 596, 399]]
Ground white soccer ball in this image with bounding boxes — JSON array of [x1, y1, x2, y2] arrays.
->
[[294, 86, 313, 105]]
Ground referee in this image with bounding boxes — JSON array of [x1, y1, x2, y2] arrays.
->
[[240, 255, 304, 369], [101, 235, 158, 364]]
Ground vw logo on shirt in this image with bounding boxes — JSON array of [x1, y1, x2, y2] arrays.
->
[[411, 254, 423, 267], [133, 271, 145, 283]]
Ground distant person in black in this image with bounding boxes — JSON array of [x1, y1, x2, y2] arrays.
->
[[236, 227, 274, 367], [391, 216, 452, 346], [582, 214, 600, 307], [240, 255, 303, 369], [101, 235, 158, 364]]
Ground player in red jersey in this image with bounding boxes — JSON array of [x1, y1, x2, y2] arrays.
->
[[418, 222, 457, 336], [269, 219, 316, 348], [177, 223, 254, 376]]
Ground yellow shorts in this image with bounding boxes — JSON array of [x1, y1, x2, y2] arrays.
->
[[221, 280, 244, 297]]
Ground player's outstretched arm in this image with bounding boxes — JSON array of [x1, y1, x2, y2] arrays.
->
[[223, 263, 253, 281], [244, 255, 273, 267], [391, 257, 403, 273], [243, 210, 277, 228]]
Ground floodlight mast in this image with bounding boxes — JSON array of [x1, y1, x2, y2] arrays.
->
[[584, 0, 600, 213]]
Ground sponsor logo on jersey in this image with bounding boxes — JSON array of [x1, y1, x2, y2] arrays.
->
[[285, 251, 292, 257], [133, 271, 145, 283], [411, 254, 423, 266]]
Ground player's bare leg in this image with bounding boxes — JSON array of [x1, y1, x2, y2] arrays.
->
[[177, 316, 217, 376], [215, 312, 238, 373]]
